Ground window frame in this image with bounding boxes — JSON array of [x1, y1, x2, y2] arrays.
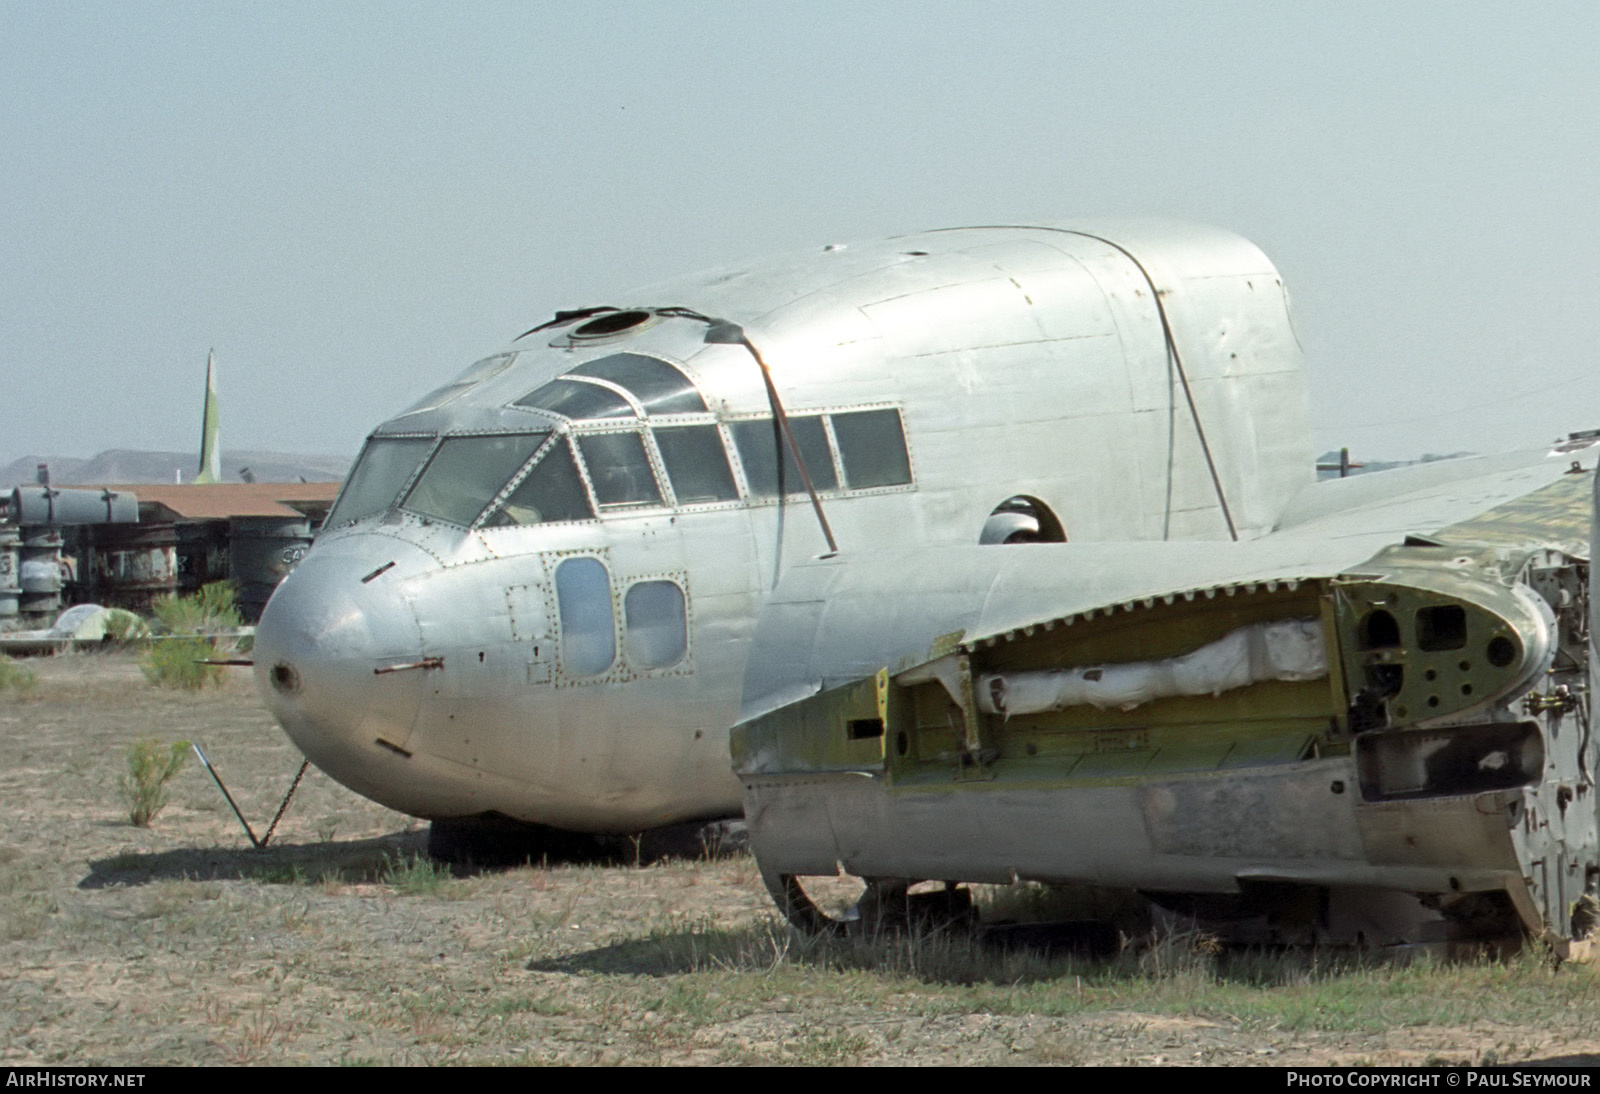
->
[[621, 574, 691, 672], [474, 432, 598, 529], [721, 403, 914, 507]]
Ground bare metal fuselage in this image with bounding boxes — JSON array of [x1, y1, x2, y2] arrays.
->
[[253, 221, 1313, 833]]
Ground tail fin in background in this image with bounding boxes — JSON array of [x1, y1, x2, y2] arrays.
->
[[193, 348, 221, 484]]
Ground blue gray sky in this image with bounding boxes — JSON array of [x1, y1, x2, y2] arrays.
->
[[6, 1, 1599, 464]]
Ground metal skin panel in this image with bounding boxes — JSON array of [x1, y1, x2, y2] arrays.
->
[[742, 763, 1520, 897], [255, 220, 1317, 834]]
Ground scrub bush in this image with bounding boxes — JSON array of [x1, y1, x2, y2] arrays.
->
[[120, 739, 191, 827], [139, 582, 241, 690]]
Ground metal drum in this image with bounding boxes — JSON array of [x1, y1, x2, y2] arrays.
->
[[11, 486, 137, 525], [177, 523, 230, 595], [91, 523, 179, 614], [229, 517, 312, 622], [0, 526, 20, 620], [18, 526, 65, 621]]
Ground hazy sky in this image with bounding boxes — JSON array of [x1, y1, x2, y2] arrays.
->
[[6, 1, 1599, 465]]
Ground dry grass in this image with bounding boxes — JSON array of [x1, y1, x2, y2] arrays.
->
[[0, 653, 39, 699], [0, 649, 1598, 1065]]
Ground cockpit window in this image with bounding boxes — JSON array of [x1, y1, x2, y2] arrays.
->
[[397, 353, 518, 416], [654, 425, 738, 504], [577, 433, 663, 507], [513, 353, 707, 419], [515, 379, 634, 420], [401, 432, 547, 526], [326, 435, 435, 527], [483, 437, 595, 526], [732, 416, 838, 498], [569, 354, 707, 414], [832, 408, 912, 488]]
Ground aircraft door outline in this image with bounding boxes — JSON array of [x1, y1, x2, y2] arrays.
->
[[505, 579, 557, 686]]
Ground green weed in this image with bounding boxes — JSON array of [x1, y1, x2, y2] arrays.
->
[[97, 610, 149, 643], [139, 637, 225, 690], [119, 739, 191, 827], [248, 863, 311, 886], [380, 853, 454, 896], [485, 994, 570, 1018]]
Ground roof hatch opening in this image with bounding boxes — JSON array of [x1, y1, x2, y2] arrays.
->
[[572, 310, 653, 339]]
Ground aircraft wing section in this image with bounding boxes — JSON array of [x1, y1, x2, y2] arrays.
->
[[734, 444, 1600, 945], [739, 537, 1368, 727], [1273, 442, 1596, 553], [740, 442, 1598, 726]]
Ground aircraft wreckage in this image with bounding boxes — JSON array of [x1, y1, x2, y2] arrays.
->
[[252, 217, 1600, 950], [734, 450, 1600, 950]]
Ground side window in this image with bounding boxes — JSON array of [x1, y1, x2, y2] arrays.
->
[[624, 580, 687, 669], [654, 425, 738, 504], [576, 433, 663, 507], [732, 416, 837, 498], [832, 408, 912, 488], [555, 557, 615, 676]]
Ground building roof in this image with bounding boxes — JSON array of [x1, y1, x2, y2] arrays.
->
[[90, 482, 341, 521]]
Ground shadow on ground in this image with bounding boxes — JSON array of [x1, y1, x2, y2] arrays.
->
[[527, 925, 783, 978], [526, 920, 1123, 980], [81, 815, 750, 890], [80, 830, 429, 888]]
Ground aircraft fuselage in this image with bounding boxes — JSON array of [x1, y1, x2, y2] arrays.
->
[[253, 221, 1313, 833]]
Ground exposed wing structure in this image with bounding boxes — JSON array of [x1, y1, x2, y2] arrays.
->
[[733, 444, 1600, 948]]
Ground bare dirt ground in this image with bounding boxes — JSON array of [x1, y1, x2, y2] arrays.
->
[[3, 650, 1600, 1067]]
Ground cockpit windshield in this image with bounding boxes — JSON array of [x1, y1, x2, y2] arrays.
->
[[484, 438, 595, 526], [401, 432, 548, 526], [326, 435, 435, 527]]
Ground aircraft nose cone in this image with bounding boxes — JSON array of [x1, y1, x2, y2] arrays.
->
[[253, 538, 432, 803]]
